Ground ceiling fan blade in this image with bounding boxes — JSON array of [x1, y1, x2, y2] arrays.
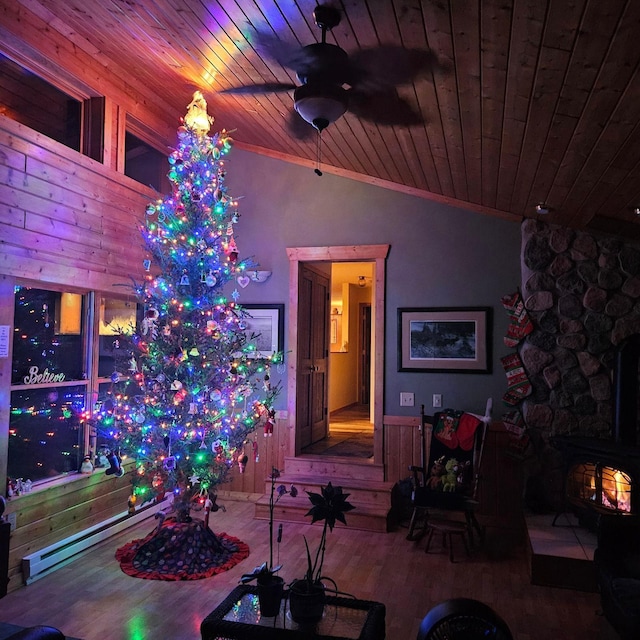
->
[[348, 89, 424, 126], [286, 109, 317, 140], [348, 46, 439, 91], [252, 29, 314, 72], [219, 82, 297, 95]]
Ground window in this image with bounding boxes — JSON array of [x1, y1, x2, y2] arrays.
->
[[9, 385, 87, 480], [98, 297, 139, 378], [10, 286, 88, 483], [125, 131, 168, 191], [12, 287, 85, 385], [7, 288, 141, 485], [0, 52, 81, 152]]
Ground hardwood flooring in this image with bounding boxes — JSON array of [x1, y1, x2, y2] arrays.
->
[[303, 404, 374, 456], [0, 500, 618, 640]]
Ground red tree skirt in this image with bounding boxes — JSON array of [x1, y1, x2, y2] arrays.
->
[[115, 517, 250, 581]]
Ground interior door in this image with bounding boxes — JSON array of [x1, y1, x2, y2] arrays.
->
[[296, 264, 330, 449]]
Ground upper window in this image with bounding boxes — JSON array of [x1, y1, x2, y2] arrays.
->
[[0, 52, 81, 152], [125, 131, 168, 192]]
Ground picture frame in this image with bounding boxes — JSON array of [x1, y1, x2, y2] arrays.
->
[[398, 307, 492, 373], [239, 304, 284, 357]]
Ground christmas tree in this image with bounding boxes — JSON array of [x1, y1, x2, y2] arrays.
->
[[94, 91, 281, 522]]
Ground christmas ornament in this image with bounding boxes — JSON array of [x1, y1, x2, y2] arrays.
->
[[184, 90, 213, 136], [105, 449, 124, 477], [92, 96, 281, 528], [80, 456, 94, 474]]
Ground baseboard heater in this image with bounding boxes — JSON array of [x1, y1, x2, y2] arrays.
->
[[22, 501, 163, 585]]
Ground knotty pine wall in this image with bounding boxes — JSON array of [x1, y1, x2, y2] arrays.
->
[[0, 113, 155, 594], [3, 415, 289, 594]]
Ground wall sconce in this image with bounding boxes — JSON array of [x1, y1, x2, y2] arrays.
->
[[249, 270, 272, 283]]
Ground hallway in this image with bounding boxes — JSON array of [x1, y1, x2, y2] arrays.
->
[[301, 404, 373, 458]]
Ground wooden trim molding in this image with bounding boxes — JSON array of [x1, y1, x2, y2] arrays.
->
[[286, 245, 390, 462]]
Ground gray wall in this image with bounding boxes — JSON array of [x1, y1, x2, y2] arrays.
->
[[226, 148, 522, 418]]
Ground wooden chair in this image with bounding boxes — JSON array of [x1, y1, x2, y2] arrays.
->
[[406, 399, 492, 545]]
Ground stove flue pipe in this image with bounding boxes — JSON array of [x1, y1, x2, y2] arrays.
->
[[612, 333, 640, 446]]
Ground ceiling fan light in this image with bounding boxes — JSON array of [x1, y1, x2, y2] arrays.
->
[[294, 84, 348, 131]]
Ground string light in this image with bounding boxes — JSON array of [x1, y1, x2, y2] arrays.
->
[[90, 119, 282, 513]]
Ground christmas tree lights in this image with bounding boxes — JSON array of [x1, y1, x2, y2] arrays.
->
[[93, 93, 281, 520]]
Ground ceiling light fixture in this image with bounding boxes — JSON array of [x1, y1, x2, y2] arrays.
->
[[293, 84, 349, 133], [294, 83, 349, 177], [633, 207, 640, 216], [535, 203, 550, 215]]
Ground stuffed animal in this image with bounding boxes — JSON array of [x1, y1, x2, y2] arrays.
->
[[442, 458, 459, 492], [427, 455, 446, 490]]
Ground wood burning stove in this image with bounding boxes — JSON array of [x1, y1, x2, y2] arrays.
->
[[568, 463, 631, 513], [553, 334, 640, 529], [553, 436, 638, 528]]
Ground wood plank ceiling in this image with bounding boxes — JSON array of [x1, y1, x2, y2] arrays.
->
[[3, 0, 640, 239]]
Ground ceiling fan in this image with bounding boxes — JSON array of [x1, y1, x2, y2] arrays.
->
[[221, 4, 436, 139]]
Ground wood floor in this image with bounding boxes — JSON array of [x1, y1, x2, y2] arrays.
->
[[0, 500, 619, 640], [302, 404, 374, 456]]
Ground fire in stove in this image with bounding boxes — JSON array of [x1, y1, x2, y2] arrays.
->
[[567, 462, 632, 514]]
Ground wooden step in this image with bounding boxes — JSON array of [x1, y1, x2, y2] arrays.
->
[[254, 455, 395, 533], [282, 455, 385, 482]]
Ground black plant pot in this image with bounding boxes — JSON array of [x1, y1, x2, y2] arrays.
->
[[257, 576, 284, 617], [288, 580, 326, 626]]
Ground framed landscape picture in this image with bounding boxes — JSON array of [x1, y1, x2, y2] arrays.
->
[[240, 304, 284, 357], [398, 307, 492, 373]]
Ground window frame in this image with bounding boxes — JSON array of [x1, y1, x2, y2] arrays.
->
[[6, 283, 140, 489]]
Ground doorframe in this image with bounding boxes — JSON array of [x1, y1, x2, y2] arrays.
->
[[286, 245, 390, 461]]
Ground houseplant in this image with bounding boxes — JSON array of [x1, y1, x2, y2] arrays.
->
[[289, 482, 355, 625], [240, 467, 296, 616]]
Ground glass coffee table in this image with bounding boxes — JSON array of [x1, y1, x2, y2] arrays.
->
[[201, 585, 386, 639]]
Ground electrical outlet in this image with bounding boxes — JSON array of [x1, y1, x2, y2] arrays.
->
[[433, 393, 442, 408], [400, 392, 415, 407]]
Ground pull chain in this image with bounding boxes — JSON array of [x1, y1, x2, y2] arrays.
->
[[314, 131, 323, 176]]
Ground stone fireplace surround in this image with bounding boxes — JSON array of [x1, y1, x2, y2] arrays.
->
[[519, 219, 640, 512]]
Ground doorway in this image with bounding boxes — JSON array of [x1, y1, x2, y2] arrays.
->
[[285, 245, 389, 463]]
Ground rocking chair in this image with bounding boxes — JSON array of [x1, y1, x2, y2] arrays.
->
[[406, 399, 492, 545]]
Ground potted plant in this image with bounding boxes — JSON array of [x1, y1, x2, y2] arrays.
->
[[240, 467, 296, 616], [288, 482, 355, 625]]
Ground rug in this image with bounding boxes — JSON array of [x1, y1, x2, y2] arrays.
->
[[322, 433, 374, 458], [115, 517, 249, 581]]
